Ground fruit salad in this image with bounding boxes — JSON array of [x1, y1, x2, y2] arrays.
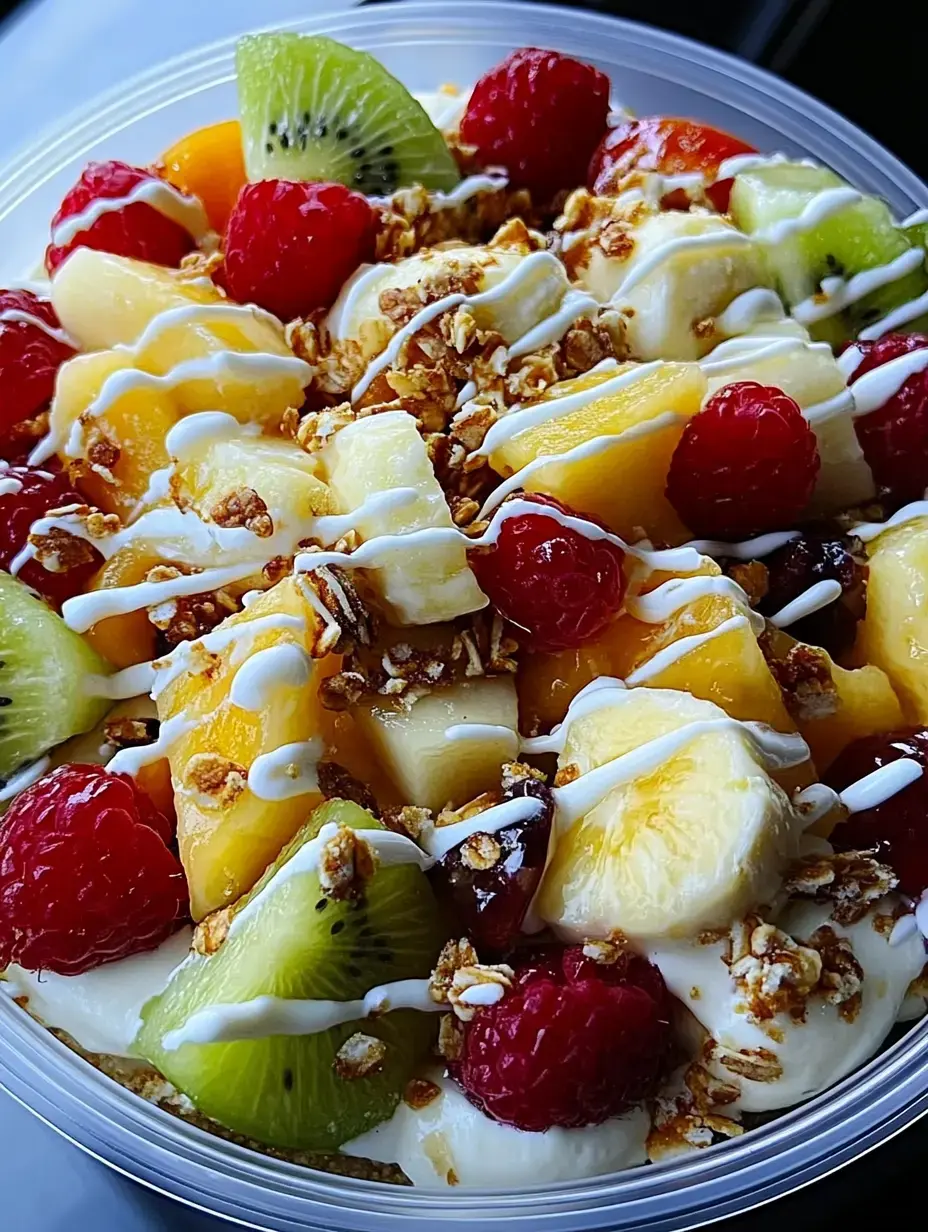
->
[[3, 31, 928, 1189]]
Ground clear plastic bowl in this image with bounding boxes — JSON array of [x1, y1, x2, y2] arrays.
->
[[1, 3, 927, 1228]]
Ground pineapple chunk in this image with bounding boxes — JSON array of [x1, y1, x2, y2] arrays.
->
[[318, 411, 486, 625], [51, 350, 180, 517], [48, 254, 312, 511], [576, 211, 772, 360], [854, 516, 928, 722], [53, 248, 221, 349], [536, 687, 804, 942], [762, 625, 904, 772], [701, 317, 874, 515], [485, 362, 707, 544], [157, 577, 333, 919], [356, 676, 519, 812]]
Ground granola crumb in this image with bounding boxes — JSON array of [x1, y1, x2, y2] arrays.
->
[[183, 753, 248, 809], [334, 1032, 388, 1080], [459, 832, 502, 871], [318, 825, 378, 901], [404, 1077, 443, 1110]]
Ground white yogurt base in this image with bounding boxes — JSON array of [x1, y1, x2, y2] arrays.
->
[[1, 927, 193, 1057], [342, 1070, 649, 1186]]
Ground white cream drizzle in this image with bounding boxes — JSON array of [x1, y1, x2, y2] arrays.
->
[[0, 308, 73, 347], [902, 209, 928, 229], [160, 978, 442, 1052], [152, 612, 306, 699], [625, 574, 763, 633], [0, 756, 51, 802], [840, 758, 924, 813], [611, 231, 756, 303], [228, 644, 313, 712], [61, 561, 259, 633], [0, 475, 23, 497], [107, 712, 197, 776], [507, 288, 599, 360], [424, 795, 545, 861], [753, 187, 863, 246], [368, 172, 509, 211], [51, 178, 213, 249], [246, 738, 325, 802], [859, 289, 928, 341], [715, 287, 785, 336], [767, 579, 843, 628], [849, 348, 928, 418], [791, 248, 926, 326], [853, 500, 928, 542], [624, 614, 753, 685], [443, 723, 520, 750], [683, 531, 800, 560]]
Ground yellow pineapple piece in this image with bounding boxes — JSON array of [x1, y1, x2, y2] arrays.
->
[[52, 248, 221, 349], [157, 577, 335, 919], [856, 515, 928, 722], [536, 687, 804, 942], [51, 350, 180, 517], [484, 362, 706, 544], [761, 627, 904, 772]]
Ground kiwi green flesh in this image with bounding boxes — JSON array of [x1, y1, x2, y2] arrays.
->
[[0, 572, 111, 783], [730, 161, 928, 347], [136, 799, 443, 1152], [236, 33, 460, 195]]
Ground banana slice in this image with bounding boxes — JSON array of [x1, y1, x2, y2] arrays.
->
[[574, 211, 772, 361], [342, 1069, 649, 1186], [317, 410, 486, 625], [535, 684, 808, 942], [328, 245, 575, 357], [651, 891, 925, 1112]]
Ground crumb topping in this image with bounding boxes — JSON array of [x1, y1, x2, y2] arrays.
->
[[334, 1032, 388, 1080], [318, 825, 378, 901], [783, 850, 898, 925]]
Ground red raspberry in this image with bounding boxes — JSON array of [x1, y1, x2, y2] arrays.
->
[[845, 333, 928, 503], [0, 764, 187, 976], [0, 467, 102, 609], [448, 946, 672, 1131], [666, 381, 820, 540], [0, 290, 75, 458], [46, 160, 198, 276], [468, 493, 626, 652], [588, 116, 755, 211], [222, 180, 376, 321], [825, 728, 928, 898], [459, 48, 610, 198]]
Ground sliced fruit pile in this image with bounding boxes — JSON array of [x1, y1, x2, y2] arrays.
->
[[3, 26, 928, 1188]]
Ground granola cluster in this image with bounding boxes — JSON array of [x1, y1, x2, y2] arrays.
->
[[782, 850, 898, 926], [319, 611, 517, 711], [647, 1059, 742, 1162], [429, 937, 514, 1025]]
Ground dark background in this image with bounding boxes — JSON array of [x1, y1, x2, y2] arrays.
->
[[0, 0, 924, 1228]]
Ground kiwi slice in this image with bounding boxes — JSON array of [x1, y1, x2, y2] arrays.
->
[[236, 33, 460, 195], [0, 572, 111, 784], [136, 799, 443, 1151], [730, 161, 928, 346]]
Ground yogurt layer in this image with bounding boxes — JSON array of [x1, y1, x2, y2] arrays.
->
[[342, 1069, 649, 1186], [651, 896, 924, 1112], [1, 927, 193, 1057]]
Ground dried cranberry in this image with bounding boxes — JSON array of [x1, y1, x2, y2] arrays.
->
[[429, 776, 554, 952]]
